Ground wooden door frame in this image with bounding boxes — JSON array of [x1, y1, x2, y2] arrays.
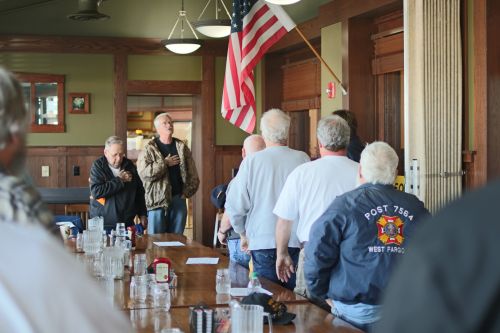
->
[[119, 58, 215, 246]]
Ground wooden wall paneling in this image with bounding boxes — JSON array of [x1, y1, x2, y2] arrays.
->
[[373, 33, 403, 56], [26, 146, 101, 188], [214, 146, 242, 186], [486, 0, 500, 180], [473, 0, 487, 187], [372, 53, 403, 75], [26, 155, 60, 188], [114, 53, 128, 148], [127, 81, 202, 95], [345, 17, 376, 143], [270, 0, 402, 53], [281, 97, 321, 112], [263, 53, 284, 111], [282, 59, 320, 101], [0, 35, 228, 56]]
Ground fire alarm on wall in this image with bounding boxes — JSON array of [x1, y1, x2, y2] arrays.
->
[[326, 82, 336, 99]]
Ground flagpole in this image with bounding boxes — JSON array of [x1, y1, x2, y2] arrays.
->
[[294, 26, 348, 96]]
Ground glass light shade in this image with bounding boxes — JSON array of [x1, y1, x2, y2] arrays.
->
[[265, 0, 301, 4], [161, 39, 202, 54], [193, 19, 231, 38]]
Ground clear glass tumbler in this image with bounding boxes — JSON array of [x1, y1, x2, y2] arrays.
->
[[215, 268, 231, 294], [153, 283, 171, 311]]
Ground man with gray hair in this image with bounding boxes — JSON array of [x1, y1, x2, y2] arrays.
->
[[304, 141, 430, 331], [0, 67, 53, 229], [137, 112, 199, 235], [225, 108, 310, 290], [90, 135, 147, 231], [274, 115, 359, 297]]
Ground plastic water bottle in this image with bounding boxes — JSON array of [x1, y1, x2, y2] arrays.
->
[[247, 272, 262, 293]]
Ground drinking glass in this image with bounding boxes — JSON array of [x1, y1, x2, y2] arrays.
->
[[116, 222, 127, 237], [102, 247, 124, 279], [134, 253, 147, 276], [130, 275, 147, 303], [83, 229, 102, 255], [153, 283, 171, 311], [230, 303, 272, 333], [215, 268, 231, 294], [88, 216, 104, 232]]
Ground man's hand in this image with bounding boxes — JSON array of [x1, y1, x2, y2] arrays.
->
[[276, 252, 295, 283], [165, 154, 180, 167], [240, 234, 250, 254], [139, 215, 148, 230], [118, 170, 132, 182], [217, 230, 228, 245]]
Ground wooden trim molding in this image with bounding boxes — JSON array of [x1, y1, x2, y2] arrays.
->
[[127, 80, 201, 95], [0, 35, 228, 56]]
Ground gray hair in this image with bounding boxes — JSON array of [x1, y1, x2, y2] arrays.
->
[[260, 108, 290, 144], [0, 68, 29, 149], [243, 134, 265, 155], [360, 141, 399, 185], [317, 115, 350, 152], [153, 112, 172, 130], [104, 136, 124, 150]]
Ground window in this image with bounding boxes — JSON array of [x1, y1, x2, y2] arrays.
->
[[16, 73, 65, 133]]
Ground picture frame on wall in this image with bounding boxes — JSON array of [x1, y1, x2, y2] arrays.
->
[[68, 93, 90, 114]]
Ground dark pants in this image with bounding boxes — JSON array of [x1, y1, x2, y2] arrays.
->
[[251, 247, 300, 291]]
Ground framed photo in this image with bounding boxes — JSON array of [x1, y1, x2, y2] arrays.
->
[[68, 93, 90, 114]]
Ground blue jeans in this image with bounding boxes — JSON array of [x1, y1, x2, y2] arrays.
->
[[227, 238, 251, 269], [147, 195, 187, 235], [251, 247, 300, 291]]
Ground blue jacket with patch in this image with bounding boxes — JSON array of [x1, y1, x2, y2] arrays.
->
[[304, 183, 430, 305]]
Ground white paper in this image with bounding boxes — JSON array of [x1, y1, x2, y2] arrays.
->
[[153, 241, 185, 247], [185, 257, 219, 265], [230, 287, 273, 297], [55, 221, 76, 228]]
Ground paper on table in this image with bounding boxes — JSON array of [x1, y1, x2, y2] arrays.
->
[[230, 287, 273, 297], [153, 241, 185, 247], [55, 221, 76, 228], [186, 257, 219, 265]]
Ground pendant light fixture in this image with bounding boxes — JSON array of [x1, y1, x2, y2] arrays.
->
[[161, 0, 202, 54], [264, 0, 302, 5], [192, 0, 232, 38]]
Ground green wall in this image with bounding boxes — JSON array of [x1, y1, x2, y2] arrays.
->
[[321, 23, 343, 118], [214, 57, 258, 146], [0, 52, 114, 146], [128, 55, 202, 81]]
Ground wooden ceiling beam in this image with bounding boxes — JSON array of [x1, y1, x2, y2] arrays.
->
[[0, 34, 228, 56]]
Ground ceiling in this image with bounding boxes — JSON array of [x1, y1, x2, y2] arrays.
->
[[0, 0, 332, 39]]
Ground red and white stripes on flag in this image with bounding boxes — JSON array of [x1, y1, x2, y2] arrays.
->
[[221, 0, 296, 133]]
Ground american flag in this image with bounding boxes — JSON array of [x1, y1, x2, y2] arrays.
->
[[221, 0, 296, 133]]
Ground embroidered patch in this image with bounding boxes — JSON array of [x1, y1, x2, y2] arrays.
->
[[377, 215, 404, 246]]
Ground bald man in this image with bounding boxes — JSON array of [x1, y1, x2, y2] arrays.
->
[[217, 134, 265, 268]]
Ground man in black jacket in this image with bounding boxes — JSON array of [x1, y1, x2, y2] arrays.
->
[[90, 136, 147, 231]]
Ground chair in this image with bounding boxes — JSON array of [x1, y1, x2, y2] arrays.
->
[[64, 204, 90, 230]]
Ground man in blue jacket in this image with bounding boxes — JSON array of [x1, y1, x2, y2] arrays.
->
[[304, 141, 430, 331], [90, 136, 147, 231]]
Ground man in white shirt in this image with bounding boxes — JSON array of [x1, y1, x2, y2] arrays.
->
[[225, 109, 310, 290], [274, 115, 359, 296]]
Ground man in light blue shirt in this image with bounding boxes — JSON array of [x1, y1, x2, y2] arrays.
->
[[225, 109, 310, 290]]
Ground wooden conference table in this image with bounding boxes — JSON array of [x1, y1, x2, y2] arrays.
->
[[69, 233, 362, 333]]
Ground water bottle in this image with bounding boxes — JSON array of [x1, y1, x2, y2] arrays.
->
[[247, 272, 261, 293]]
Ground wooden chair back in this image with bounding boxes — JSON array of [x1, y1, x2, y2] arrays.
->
[[64, 204, 90, 230]]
